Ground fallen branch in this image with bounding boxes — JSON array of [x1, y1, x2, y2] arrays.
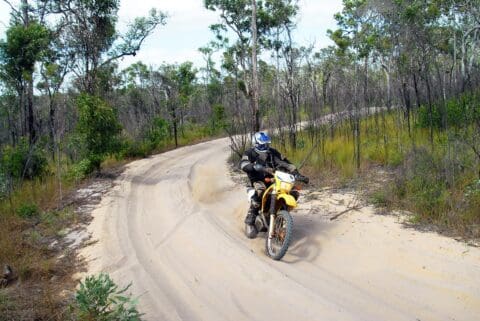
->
[[330, 205, 362, 221]]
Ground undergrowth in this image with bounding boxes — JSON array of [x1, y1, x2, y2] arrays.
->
[[0, 122, 219, 320], [278, 93, 480, 239]]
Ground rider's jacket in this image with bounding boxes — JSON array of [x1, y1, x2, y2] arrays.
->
[[240, 147, 296, 184]]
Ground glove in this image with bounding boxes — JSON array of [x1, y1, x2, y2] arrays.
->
[[293, 170, 309, 184], [264, 167, 275, 175], [254, 163, 274, 175], [300, 175, 310, 184]]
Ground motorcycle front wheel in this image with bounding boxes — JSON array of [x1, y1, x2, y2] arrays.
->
[[265, 210, 293, 260]]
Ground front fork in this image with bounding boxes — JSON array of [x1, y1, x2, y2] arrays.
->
[[267, 191, 277, 240]]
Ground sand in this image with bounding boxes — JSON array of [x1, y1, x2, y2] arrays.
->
[[80, 138, 480, 321]]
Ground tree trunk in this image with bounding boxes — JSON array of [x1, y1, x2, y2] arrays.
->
[[413, 72, 421, 108], [425, 72, 434, 147], [49, 98, 56, 159], [251, 0, 260, 132], [402, 81, 412, 137], [22, 0, 36, 145]]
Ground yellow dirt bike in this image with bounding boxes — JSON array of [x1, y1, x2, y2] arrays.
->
[[248, 169, 308, 260]]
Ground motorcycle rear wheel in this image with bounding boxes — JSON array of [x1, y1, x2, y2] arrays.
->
[[265, 210, 293, 260]]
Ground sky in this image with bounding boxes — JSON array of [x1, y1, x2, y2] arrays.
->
[[0, 0, 344, 69]]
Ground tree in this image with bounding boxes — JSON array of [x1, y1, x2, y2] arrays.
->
[[152, 63, 197, 148], [0, 20, 51, 145], [205, 0, 298, 132], [76, 94, 122, 172], [56, 0, 167, 95]]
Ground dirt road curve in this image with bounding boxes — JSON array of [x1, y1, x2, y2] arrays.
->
[[81, 138, 480, 321]]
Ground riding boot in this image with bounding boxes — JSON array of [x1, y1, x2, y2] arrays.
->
[[244, 205, 259, 239]]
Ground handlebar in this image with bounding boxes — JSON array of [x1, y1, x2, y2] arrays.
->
[[263, 173, 309, 184]]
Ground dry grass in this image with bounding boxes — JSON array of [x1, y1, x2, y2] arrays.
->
[[277, 111, 480, 241], [0, 167, 89, 320]]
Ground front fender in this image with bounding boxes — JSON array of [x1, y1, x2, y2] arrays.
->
[[277, 194, 297, 208]]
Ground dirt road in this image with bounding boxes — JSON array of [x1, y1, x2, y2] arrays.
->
[[81, 138, 480, 321]]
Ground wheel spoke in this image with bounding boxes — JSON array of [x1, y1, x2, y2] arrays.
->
[[265, 210, 293, 260]]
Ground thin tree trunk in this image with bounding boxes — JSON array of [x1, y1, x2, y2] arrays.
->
[[425, 72, 434, 147], [22, 0, 36, 145], [251, 0, 260, 132]]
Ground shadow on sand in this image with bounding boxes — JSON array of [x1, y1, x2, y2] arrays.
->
[[282, 214, 331, 264]]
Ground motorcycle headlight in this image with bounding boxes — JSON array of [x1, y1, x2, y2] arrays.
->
[[279, 181, 294, 193]]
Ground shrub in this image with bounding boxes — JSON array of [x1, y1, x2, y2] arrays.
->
[[0, 139, 48, 180], [75, 273, 142, 321], [209, 104, 227, 134], [370, 190, 388, 207], [17, 202, 40, 219], [393, 147, 453, 221], [418, 91, 480, 129], [146, 117, 169, 148], [65, 158, 95, 181], [77, 94, 122, 172], [119, 139, 153, 159]]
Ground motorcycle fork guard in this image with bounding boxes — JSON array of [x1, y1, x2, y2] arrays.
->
[[255, 212, 268, 232], [267, 192, 277, 240]]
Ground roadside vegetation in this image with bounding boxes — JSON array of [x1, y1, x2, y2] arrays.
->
[[277, 91, 480, 239]]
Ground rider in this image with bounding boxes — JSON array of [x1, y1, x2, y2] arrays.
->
[[240, 131, 308, 238]]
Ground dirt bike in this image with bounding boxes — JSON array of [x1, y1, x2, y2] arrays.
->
[[247, 169, 308, 260]]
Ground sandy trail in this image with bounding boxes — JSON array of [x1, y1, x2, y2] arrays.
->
[[81, 138, 480, 321]]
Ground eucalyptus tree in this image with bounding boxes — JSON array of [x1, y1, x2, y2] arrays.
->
[[0, 20, 51, 145], [204, 0, 298, 132], [156, 63, 197, 148], [53, 0, 167, 96]]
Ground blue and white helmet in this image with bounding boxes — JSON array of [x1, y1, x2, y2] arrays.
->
[[252, 131, 271, 153]]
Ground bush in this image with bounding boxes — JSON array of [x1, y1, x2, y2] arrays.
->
[[17, 202, 40, 219], [418, 91, 480, 129], [209, 104, 227, 134], [75, 273, 142, 321], [65, 159, 96, 181], [0, 139, 48, 180], [77, 94, 122, 172], [119, 140, 153, 159], [395, 148, 448, 218], [370, 190, 388, 207], [146, 117, 169, 148]]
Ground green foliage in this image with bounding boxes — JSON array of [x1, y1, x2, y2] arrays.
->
[[16, 202, 40, 219], [464, 179, 480, 218], [146, 117, 169, 147], [210, 104, 227, 133], [114, 8, 168, 60], [66, 159, 96, 181], [75, 273, 142, 321], [205, 0, 299, 46], [0, 21, 51, 81], [120, 140, 153, 159], [418, 92, 480, 129], [61, 0, 166, 94], [396, 148, 448, 218], [0, 139, 48, 180], [175, 62, 197, 104], [370, 190, 388, 207], [119, 117, 170, 159], [281, 107, 479, 236], [76, 94, 122, 172]]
